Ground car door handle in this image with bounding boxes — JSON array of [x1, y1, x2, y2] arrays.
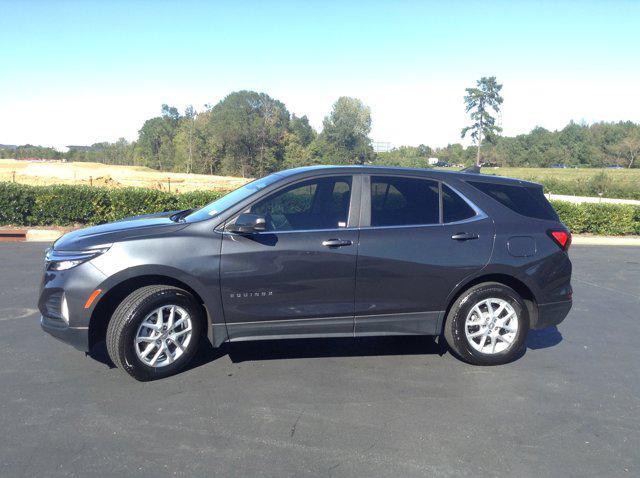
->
[[322, 239, 353, 248], [451, 232, 479, 241]]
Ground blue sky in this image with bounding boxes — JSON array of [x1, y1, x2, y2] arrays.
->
[[1, 0, 639, 148]]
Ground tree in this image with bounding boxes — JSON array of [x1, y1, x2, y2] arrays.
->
[[320, 96, 373, 164], [208, 91, 290, 177], [609, 130, 640, 168], [136, 104, 182, 170], [289, 115, 316, 146], [461, 76, 504, 166], [174, 106, 197, 172], [137, 117, 174, 170]]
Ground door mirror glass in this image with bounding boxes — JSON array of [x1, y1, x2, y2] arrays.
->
[[228, 213, 267, 234]]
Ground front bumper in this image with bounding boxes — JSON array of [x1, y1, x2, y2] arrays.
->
[[38, 260, 106, 352], [532, 299, 572, 330], [40, 315, 89, 351]]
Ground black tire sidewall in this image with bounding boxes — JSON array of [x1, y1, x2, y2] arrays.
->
[[119, 289, 202, 380], [448, 284, 529, 365]]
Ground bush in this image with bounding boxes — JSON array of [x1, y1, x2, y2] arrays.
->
[[0, 182, 638, 235], [104, 188, 179, 223], [31, 185, 111, 226], [0, 182, 225, 226], [0, 182, 36, 225], [550, 201, 640, 235], [176, 190, 227, 210]]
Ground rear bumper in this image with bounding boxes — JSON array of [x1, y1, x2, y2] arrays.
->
[[532, 300, 572, 330], [40, 315, 89, 351]]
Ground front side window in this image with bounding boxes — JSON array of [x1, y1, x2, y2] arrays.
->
[[185, 173, 283, 222], [250, 176, 352, 231], [370, 176, 439, 226]]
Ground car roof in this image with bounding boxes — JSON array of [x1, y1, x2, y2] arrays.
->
[[276, 165, 541, 187]]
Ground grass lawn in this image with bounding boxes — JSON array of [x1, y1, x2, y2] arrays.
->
[[481, 167, 640, 186], [437, 167, 639, 199]]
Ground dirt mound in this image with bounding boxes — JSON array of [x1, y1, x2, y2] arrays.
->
[[0, 159, 250, 192]]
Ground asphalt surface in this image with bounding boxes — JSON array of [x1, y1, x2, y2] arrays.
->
[[0, 243, 638, 477]]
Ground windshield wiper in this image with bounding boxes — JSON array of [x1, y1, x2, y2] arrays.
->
[[170, 209, 193, 222]]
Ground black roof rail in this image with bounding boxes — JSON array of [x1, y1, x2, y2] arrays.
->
[[460, 164, 481, 174]]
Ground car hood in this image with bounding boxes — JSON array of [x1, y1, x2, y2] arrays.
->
[[53, 211, 188, 251]]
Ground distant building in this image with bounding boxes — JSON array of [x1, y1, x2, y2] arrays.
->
[[428, 157, 439, 165], [372, 141, 392, 153]]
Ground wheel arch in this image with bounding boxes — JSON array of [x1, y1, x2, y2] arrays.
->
[[89, 271, 219, 351], [440, 273, 538, 334]]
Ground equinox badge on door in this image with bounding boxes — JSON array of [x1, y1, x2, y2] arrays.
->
[[229, 291, 274, 299]]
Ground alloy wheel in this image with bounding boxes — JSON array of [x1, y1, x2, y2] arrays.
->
[[134, 305, 193, 367], [464, 298, 519, 354]]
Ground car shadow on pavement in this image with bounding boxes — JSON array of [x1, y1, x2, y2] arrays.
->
[[89, 328, 562, 372], [187, 335, 443, 368], [526, 326, 563, 350], [87, 342, 115, 368]]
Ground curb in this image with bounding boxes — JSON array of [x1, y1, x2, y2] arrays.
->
[[0, 229, 27, 242], [571, 235, 640, 246], [26, 229, 66, 242], [0, 229, 66, 243]]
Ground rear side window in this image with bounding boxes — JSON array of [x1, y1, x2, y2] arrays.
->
[[371, 176, 439, 226], [467, 181, 558, 220], [442, 184, 476, 223]]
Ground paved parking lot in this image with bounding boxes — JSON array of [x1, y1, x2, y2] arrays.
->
[[0, 243, 638, 477]]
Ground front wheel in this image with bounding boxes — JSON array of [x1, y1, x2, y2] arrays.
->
[[106, 285, 203, 381], [443, 282, 529, 365]]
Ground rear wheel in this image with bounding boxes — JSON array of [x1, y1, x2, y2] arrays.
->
[[443, 282, 529, 365], [106, 285, 203, 381]]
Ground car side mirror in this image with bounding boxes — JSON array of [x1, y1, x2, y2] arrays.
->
[[227, 213, 267, 234]]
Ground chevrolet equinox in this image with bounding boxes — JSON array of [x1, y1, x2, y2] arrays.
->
[[39, 166, 572, 380]]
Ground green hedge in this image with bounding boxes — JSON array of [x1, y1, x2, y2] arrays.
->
[[0, 182, 638, 235], [0, 182, 225, 226], [550, 200, 640, 235]]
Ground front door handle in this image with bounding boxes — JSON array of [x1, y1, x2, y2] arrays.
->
[[451, 232, 479, 241], [322, 239, 353, 248]]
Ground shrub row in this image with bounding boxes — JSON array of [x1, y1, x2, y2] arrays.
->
[[549, 200, 640, 235], [0, 182, 225, 226], [0, 182, 638, 235]]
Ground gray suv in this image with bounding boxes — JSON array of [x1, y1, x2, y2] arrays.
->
[[39, 166, 572, 380]]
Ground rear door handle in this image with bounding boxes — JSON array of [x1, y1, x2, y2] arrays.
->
[[451, 232, 479, 241], [322, 239, 353, 248]]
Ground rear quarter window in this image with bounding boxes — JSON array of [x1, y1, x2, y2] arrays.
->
[[442, 184, 476, 223], [467, 181, 559, 221]]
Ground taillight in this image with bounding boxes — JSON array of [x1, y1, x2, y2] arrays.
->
[[548, 229, 571, 251]]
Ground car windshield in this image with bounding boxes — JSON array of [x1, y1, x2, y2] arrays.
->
[[184, 173, 283, 222]]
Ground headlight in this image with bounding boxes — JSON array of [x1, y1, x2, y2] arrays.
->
[[45, 247, 110, 271]]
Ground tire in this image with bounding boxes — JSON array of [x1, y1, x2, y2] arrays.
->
[[106, 285, 203, 381], [443, 282, 529, 366]]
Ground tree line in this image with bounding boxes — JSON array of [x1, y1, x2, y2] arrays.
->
[[2, 89, 639, 173], [374, 120, 640, 170]]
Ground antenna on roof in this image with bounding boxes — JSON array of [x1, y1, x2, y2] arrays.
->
[[460, 164, 481, 174]]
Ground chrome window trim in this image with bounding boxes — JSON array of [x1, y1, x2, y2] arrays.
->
[[222, 173, 360, 233], [362, 174, 488, 230], [222, 226, 357, 236]]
